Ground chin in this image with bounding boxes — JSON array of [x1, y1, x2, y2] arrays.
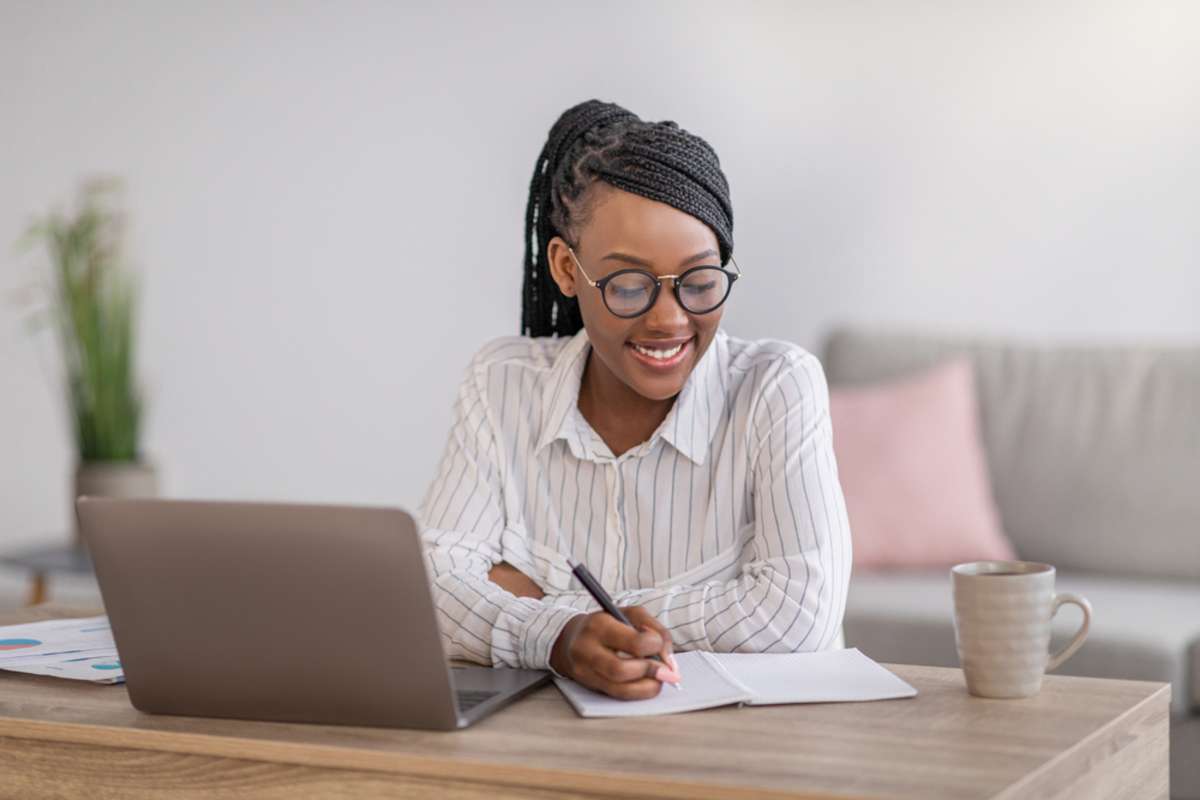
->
[[627, 374, 687, 401]]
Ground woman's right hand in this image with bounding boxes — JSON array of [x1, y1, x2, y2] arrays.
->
[[549, 605, 680, 699]]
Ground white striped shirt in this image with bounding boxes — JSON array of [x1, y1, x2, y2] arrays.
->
[[417, 326, 853, 673]]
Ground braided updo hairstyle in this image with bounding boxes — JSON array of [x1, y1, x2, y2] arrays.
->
[[521, 99, 734, 338]]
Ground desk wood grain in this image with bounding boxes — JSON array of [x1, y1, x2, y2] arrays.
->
[[0, 606, 1170, 799]]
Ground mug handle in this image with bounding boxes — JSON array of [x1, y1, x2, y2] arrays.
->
[[1046, 592, 1092, 672]]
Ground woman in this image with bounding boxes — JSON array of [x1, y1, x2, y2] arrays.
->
[[419, 99, 852, 700]]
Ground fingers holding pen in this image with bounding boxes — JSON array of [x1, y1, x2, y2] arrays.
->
[[550, 607, 681, 698], [559, 562, 682, 694], [622, 606, 681, 683]]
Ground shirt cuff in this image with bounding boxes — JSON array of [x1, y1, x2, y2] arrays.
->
[[493, 598, 584, 675]]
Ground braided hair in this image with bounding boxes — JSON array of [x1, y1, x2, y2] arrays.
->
[[521, 99, 734, 338]]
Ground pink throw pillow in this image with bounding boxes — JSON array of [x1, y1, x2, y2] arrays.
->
[[829, 358, 1016, 570]]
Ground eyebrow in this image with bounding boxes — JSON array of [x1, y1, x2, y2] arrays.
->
[[600, 249, 720, 269]]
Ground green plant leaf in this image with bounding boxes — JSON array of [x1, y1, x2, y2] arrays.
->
[[21, 179, 142, 462]]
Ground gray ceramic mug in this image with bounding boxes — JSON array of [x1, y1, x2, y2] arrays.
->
[[951, 560, 1092, 698]]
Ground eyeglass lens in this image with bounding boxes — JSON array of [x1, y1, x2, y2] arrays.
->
[[605, 268, 731, 316]]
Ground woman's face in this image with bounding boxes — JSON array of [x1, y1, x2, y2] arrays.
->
[[547, 185, 725, 402]]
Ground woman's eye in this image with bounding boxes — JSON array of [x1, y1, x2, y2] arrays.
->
[[684, 282, 718, 293], [613, 286, 648, 298]]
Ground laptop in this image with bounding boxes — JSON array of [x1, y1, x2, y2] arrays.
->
[[75, 496, 550, 730]]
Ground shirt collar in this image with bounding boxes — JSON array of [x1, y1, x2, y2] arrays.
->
[[535, 327, 728, 465], [535, 327, 591, 459]]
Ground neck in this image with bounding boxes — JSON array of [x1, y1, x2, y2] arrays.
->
[[577, 350, 675, 450]]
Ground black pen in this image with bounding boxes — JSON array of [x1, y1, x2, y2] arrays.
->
[[568, 559, 682, 688]]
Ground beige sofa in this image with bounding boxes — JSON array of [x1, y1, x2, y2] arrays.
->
[[821, 327, 1200, 798]]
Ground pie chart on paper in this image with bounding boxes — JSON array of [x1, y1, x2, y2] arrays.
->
[[0, 638, 41, 651]]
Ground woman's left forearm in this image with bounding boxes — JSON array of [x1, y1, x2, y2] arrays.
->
[[488, 561, 545, 599]]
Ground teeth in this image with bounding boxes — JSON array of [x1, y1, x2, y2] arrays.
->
[[632, 341, 685, 360]]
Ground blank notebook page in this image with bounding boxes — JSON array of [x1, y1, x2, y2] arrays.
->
[[708, 647, 918, 705], [553, 651, 753, 718]]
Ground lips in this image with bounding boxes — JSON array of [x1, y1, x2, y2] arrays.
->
[[628, 337, 692, 350], [625, 335, 695, 371]]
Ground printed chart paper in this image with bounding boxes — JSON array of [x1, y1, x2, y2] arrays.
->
[[0, 616, 122, 684]]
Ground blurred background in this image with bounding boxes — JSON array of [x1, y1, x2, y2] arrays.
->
[[2, 2, 1198, 595]]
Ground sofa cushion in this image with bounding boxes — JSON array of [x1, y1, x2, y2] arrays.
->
[[829, 358, 1016, 569], [843, 569, 1200, 714], [823, 328, 1200, 581]]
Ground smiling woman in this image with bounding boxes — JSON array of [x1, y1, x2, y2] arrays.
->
[[418, 99, 853, 701]]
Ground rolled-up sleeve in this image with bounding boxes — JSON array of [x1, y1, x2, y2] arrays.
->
[[417, 352, 583, 671]]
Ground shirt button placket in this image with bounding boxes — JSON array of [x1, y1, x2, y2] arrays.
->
[[603, 462, 624, 590]]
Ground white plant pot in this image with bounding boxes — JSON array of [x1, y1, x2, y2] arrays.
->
[[73, 460, 159, 548]]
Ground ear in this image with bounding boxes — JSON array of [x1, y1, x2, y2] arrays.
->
[[546, 236, 579, 298]]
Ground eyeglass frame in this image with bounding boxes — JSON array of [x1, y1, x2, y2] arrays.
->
[[565, 244, 743, 318]]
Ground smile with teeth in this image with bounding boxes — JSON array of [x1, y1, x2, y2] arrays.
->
[[630, 339, 689, 360]]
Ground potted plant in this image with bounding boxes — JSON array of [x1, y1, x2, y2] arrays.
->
[[19, 177, 157, 548]]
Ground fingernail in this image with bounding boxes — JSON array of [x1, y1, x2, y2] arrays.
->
[[666, 652, 680, 673], [655, 667, 682, 685]]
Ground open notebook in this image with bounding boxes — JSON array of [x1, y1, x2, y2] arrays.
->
[[554, 647, 917, 718]]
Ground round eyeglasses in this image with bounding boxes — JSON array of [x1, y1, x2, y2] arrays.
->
[[566, 245, 743, 318]]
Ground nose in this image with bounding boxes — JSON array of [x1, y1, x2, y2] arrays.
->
[[642, 278, 690, 331]]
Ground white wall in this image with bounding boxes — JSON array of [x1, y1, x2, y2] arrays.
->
[[3, 1, 1198, 550]]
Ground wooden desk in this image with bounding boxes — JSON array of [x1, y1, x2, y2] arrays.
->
[[0, 606, 1170, 799]]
